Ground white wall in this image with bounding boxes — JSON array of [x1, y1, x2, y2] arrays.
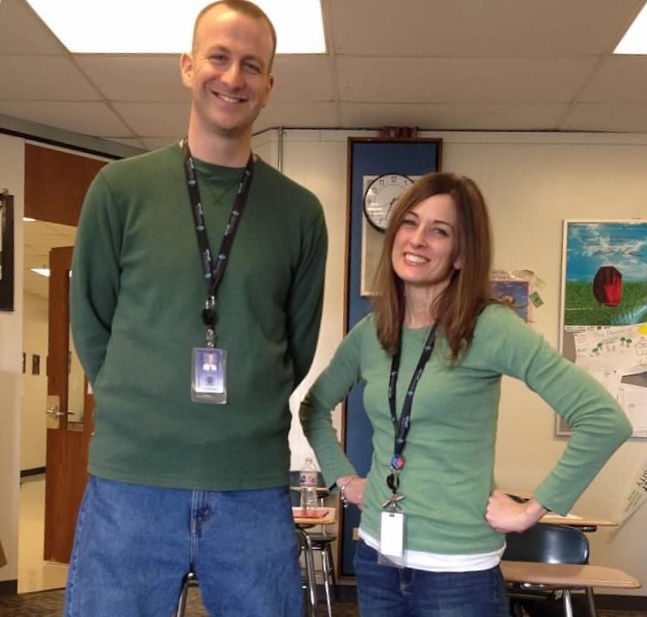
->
[[275, 129, 647, 595], [0, 133, 24, 585], [21, 292, 48, 471]]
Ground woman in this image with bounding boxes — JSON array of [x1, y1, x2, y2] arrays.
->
[[299, 172, 631, 616]]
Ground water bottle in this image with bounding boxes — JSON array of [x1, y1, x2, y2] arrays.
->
[[299, 457, 318, 515]]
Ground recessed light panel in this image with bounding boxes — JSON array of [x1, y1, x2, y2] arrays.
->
[[26, 0, 326, 54], [615, 2, 647, 54]]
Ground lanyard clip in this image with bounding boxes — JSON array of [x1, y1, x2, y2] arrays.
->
[[381, 493, 405, 512], [203, 297, 217, 347], [202, 296, 217, 327]]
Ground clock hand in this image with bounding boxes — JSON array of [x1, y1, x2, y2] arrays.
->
[[385, 196, 398, 220]]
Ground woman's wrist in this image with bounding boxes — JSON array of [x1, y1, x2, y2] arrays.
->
[[337, 475, 358, 508], [524, 498, 548, 525]]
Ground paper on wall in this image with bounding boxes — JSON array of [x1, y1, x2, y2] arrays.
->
[[616, 458, 647, 526]]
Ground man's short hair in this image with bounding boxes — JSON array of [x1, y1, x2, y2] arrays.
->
[[192, 0, 277, 72]]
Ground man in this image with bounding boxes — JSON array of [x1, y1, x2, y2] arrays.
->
[[66, 2, 327, 615]]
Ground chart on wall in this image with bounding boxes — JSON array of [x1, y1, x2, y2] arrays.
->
[[558, 220, 647, 436]]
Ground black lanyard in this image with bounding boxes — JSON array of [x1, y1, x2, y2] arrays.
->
[[182, 139, 254, 346], [386, 324, 438, 497]]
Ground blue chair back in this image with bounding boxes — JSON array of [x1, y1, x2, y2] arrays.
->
[[503, 522, 589, 565]]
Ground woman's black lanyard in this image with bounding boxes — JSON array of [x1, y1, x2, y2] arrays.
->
[[383, 324, 439, 511], [182, 139, 254, 347]]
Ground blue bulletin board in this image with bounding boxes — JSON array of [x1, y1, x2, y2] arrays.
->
[[340, 138, 442, 576]]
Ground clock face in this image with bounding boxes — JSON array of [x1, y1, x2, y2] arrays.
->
[[363, 173, 413, 231]]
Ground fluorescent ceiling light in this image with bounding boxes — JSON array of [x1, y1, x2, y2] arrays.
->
[[615, 2, 647, 54], [31, 267, 50, 277], [25, 1, 326, 54]]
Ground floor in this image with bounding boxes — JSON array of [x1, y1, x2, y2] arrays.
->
[[18, 475, 68, 594], [0, 586, 355, 617]]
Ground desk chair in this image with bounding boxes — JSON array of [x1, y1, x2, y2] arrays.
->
[[503, 522, 596, 617], [290, 470, 337, 617]]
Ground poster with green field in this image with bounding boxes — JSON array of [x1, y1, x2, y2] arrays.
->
[[558, 220, 647, 436]]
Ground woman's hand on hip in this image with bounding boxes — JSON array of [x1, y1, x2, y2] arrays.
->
[[485, 489, 547, 534]]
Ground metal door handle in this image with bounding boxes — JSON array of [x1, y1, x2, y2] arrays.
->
[[45, 406, 75, 417]]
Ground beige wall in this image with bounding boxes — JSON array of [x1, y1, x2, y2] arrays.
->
[[0, 133, 24, 585], [21, 292, 48, 471], [2, 128, 647, 595]]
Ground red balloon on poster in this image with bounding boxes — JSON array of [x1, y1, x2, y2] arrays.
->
[[592, 266, 622, 307]]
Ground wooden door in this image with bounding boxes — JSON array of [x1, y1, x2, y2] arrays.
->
[[43, 246, 93, 563]]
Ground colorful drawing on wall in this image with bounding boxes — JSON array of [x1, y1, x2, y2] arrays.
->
[[558, 220, 647, 437], [492, 279, 529, 322], [563, 220, 647, 327]]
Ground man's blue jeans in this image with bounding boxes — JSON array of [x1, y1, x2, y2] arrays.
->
[[64, 475, 304, 617], [354, 540, 509, 617]]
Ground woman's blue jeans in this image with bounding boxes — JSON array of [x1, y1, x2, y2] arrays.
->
[[354, 540, 509, 617], [64, 475, 303, 617]]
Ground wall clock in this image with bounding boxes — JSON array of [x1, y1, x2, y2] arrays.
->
[[362, 172, 413, 232]]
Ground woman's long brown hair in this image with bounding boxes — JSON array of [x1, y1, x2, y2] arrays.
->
[[372, 172, 500, 364]]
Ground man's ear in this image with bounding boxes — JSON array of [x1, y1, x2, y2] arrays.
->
[[179, 53, 194, 89]]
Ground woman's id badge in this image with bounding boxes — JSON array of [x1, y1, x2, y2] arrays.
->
[[380, 511, 405, 559], [192, 348, 227, 404]]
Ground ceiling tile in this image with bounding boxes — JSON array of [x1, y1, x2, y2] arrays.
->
[[1, 0, 647, 150], [561, 103, 647, 132], [329, 0, 644, 57], [579, 56, 647, 104], [0, 101, 133, 136], [0, 0, 66, 55], [113, 102, 189, 138], [75, 55, 190, 102], [337, 57, 597, 104], [0, 56, 100, 100], [339, 103, 569, 131], [270, 56, 335, 102], [254, 102, 340, 131]]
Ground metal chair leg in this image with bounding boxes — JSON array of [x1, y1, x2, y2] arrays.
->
[[320, 546, 333, 617], [176, 571, 195, 617], [585, 588, 598, 617], [298, 529, 318, 617], [324, 542, 338, 599], [562, 589, 574, 617]]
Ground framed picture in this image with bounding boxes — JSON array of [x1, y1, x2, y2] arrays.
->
[[557, 220, 647, 436], [0, 193, 15, 312]]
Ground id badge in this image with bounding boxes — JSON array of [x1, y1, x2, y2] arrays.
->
[[379, 511, 405, 559], [192, 348, 227, 404]]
